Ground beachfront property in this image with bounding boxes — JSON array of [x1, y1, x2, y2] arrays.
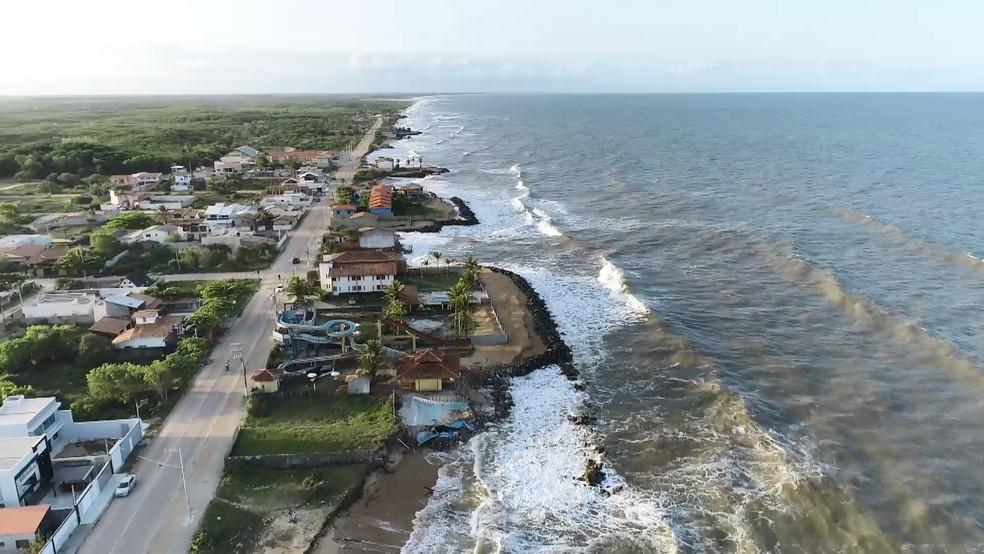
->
[[358, 227, 397, 249], [368, 184, 394, 216], [397, 350, 461, 392], [318, 250, 406, 294], [374, 157, 395, 171], [263, 147, 335, 169]]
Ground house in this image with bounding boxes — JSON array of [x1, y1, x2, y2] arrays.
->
[[0, 235, 52, 253], [119, 271, 154, 289], [110, 172, 162, 191], [103, 190, 149, 212], [368, 185, 393, 216], [112, 314, 182, 350], [121, 224, 182, 245], [0, 394, 144, 509], [397, 183, 425, 198], [318, 250, 406, 294], [27, 212, 104, 234], [396, 350, 461, 392], [259, 193, 311, 210], [331, 204, 356, 218], [170, 164, 192, 191], [192, 166, 215, 181], [88, 317, 130, 338], [215, 146, 261, 175], [358, 227, 396, 250], [374, 157, 395, 171], [137, 195, 195, 211], [0, 504, 52, 551], [22, 292, 98, 323], [169, 209, 207, 241], [201, 229, 270, 251], [264, 148, 334, 168], [2, 244, 67, 277], [250, 368, 283, 393], [203, 203, 256, 232]]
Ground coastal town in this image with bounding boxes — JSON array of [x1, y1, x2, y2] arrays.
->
[[0, 101, 576, 554]]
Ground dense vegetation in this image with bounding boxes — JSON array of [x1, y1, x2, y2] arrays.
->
[[0, 96, 408, 180]]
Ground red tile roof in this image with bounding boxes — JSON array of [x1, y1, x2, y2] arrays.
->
[[397, 349, 461, 381], [0, 504, 49, 535], [368, 185, 393, 210], [252, 368, 283, 382]]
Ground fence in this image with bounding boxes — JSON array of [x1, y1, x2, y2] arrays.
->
[[37, 419, 143, 554]]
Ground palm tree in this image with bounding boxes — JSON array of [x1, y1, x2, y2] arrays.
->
[[157, 205, 168, 225], [359, 339, 383, 384], [285, 276, 317, 305], [450, 280, 473, 338], [383, 280, 407, 326], [430, 251, 443, 273], [464, 254, 480, 275]]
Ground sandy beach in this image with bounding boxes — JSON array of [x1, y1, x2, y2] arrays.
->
[[311, 450, 443, 553]]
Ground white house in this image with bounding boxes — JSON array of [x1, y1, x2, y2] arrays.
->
[[259, 192, 312, 210], [0, 436, 51, 509], [137, 195, 195, 211], [170, 164, 192, 190], [203, 203, 256, 232], [358, 227, 396, 249], [121, 224, 182, 245], [374, 157, 395, 171], [22, 292, 97, 324], [112, 314, 181, 350], [201, 228, 270, 251], [214, 146, 260, 175], [318, 250, 404, 294], [0, 504, 51, 551], [0, 397, 65, 448], [250, 369, 283, 393]]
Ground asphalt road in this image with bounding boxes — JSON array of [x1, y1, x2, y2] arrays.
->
[[77, 119, 379, 554]]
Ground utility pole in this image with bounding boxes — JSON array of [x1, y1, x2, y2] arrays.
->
[[230, 342, 248, 397]]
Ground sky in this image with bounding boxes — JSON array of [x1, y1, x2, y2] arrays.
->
[[3, 0, 984, 95]]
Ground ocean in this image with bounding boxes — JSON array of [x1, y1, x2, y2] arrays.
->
[[376, 94, 984, 553]]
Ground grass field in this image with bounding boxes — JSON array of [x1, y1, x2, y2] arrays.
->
[[403, 270, 463, 292], [192, 463, 367, 554], [233, 393, 397, 456]]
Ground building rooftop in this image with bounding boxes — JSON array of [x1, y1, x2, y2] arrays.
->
[[0, 504, 49, 535], [204, 203, 253, 218], [89, 317, 130, 336], [0, 396, 58, 428], [112, 317, 182, 344], [0, 436, 45, 471], [29, 292, 93, 307], [252, 368, 283, 382], [368, 184, 393, 210], [324, 250, 404, 264], [398, 350, 461, 381], [327, 261, 398, 278]]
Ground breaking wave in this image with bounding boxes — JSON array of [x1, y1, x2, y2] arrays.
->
[[765, 248, 984, 388], [598, 257, 651, 316], [838, 209, 984, 273]]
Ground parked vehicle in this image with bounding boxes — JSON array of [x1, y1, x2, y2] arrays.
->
[[115, 474, 137, 497], [292, 257, 301, 264]]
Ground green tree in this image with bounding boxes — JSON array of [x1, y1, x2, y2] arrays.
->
[[463, 254, 480, 275], [86, 363, 147, 404], [57, 247, 97, 277], [58, 172, 81, 186], [105, 211, 158, 230], [430, 251, 443, 272], [0, 377, 31, 399], [90, 230, 123, 258], [77, 333, 112, 367], [285, 276, 317, 304], [358, 339, 383, 384], [141, 360, 177, 401], [450, 280, 474, 338], [383, 280, 406, 325]]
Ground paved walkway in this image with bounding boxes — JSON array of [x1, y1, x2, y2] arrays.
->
[[77, 120, 380, 554]]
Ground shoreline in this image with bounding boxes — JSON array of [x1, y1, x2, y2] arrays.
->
[[310, 112, 589, 552]]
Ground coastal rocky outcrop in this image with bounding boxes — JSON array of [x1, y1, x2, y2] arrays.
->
[[580, 459, 606, 487], [414, 196, 479, 232]]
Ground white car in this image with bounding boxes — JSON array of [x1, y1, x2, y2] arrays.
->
[[114, 474, 136, 497]]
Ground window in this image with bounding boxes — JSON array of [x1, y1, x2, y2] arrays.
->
[[15, 540, 29, 549]]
